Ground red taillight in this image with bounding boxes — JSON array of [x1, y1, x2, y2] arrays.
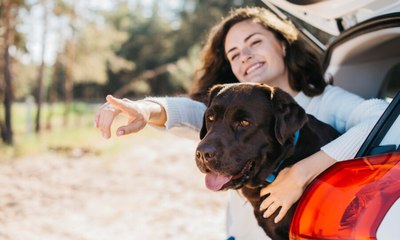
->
[[290, 152, 400, 239]]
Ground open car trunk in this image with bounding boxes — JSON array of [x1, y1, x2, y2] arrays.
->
[[262, 0, 400, 100]]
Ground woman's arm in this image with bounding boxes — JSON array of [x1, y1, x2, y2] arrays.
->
[[144, 96, 206, 131], [95, 95, 206, 140], [259, 150, 335, 223], [144, 96, 207, 140], [320, 98, 388, 160], [259, 86, 389, 223]]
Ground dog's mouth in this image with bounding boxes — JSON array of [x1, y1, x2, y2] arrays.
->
[[205, 160, 254, 191]]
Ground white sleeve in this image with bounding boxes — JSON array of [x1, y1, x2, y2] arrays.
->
[[316, 88, 388, 161], [321, 117, 381, 160], [144, 96, 206, 141]]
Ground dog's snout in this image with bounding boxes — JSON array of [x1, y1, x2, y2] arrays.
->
[[196, 144, 217, 163]]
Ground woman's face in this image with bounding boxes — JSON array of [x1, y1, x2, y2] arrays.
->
[[224, 20, 287, 86]]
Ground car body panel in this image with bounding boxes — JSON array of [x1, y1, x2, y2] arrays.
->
[[261, 0, 400, 35], [290, 152, 400, 239], [378, 198, 400, 239]]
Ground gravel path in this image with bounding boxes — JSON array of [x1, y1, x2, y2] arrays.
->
[[0, 131, 227, 240]]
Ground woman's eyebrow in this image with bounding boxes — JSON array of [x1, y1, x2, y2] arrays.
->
[[225, 32, 262, 56]]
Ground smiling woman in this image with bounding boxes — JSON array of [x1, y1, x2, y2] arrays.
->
[[224, 20, 290, 93]]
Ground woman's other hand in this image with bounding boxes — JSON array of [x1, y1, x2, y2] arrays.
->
[[95, 95, 166, 139], [259, 151, 336, 223]]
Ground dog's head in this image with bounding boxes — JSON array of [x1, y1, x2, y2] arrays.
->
[[195, 83, 308, 191]]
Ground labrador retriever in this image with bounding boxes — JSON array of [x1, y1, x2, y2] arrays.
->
[[195, 83, 340, 239]]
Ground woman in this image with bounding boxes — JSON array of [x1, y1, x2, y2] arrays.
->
[[95, 7, 388, 239]]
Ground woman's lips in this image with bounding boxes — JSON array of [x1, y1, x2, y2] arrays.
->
[[245, 62, 265, 76]]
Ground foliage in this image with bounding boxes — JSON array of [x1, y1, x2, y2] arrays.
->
[[0, 101, 97, 159], [105, 0, 264, 98], [1, 0, 268, 146]]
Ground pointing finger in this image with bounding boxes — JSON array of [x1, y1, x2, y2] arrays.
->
[[106, 95, 136, 114]]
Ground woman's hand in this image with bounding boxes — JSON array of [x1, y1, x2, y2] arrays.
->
[[95, 95, 166, 139], [259, 151, 336, 223]]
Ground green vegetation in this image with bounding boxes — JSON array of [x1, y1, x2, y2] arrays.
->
[[0, 0, 264, 149], [0, 102, 132, 160]]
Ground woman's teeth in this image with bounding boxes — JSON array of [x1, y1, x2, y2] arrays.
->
[[246, 63, 263, 75]]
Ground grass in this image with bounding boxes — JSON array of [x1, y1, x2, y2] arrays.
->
[[0, 101, 158, 161]]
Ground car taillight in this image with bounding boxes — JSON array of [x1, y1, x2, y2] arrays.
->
[[290, 152, 400, 240]]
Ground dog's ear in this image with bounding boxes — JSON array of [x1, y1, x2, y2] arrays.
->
[[200, 84, 224, 139], [207, 84, 225, 106], [267, 86, 308, 145]]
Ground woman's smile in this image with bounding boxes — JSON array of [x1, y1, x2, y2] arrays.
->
[[245, 62, 265, 76]]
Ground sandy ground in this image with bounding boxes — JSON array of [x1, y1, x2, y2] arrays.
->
[[0, 130, 228, 240]]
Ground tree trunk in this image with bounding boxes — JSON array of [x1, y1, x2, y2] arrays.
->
[[46, 53, 61, 130], [63, 39, 74, 126], [35, 0, 48, 133], [1, 0, 14, 144]]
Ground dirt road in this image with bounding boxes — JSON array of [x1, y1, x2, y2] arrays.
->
[[0, 130, 227, 240]]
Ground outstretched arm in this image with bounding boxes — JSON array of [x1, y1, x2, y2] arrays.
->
[[95, 95, 167, 139], [95, 95, 206, 140]]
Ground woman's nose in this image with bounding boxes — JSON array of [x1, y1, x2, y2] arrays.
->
[[241, 47, 252, 63]]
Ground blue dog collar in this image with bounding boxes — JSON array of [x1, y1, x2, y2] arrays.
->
[[264, 130, 300, 184]]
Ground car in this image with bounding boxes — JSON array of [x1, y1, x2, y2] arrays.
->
[[260, 0, 400, 239]]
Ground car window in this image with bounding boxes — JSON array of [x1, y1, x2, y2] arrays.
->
[[356, 91, 400, 157], [380, 63, 400, 102]]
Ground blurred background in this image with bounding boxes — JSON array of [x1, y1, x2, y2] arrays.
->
[[0, 0, 264, 239], [0, 0, 264, 155]]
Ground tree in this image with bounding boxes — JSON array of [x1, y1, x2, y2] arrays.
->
[[104, 2, 186, 97], [104, 0, 264, 98], [0, 0, 21, 144], [46, 52, 62, 130], [53, 0, 78, 126], [35, 0, 49, 133]]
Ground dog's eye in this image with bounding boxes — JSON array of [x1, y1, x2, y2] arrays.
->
[[207, 114, 215, 122], [239, 120, 250, 127]]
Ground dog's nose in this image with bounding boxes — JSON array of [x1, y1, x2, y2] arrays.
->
[[196, 144, 217, 163]]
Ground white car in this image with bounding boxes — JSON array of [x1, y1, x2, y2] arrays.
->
[[261, 0, 400, 239]]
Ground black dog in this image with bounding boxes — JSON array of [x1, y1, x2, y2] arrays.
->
[[195, 83, 340, 239]]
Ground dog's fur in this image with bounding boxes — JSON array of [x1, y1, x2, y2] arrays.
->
[[195, 83, 340, 239]]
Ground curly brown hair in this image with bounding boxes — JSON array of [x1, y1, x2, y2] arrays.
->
[[189, 7, 327, 104]]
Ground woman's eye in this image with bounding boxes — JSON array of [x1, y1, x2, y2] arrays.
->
[[230, 54, 239, 61], [251, 40, 261, 47]]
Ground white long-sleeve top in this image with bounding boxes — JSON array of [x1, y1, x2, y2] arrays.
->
[[146, 85, 388, 239]]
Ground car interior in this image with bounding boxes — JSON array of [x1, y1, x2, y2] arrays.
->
[[323, 14, 400, 101], [269, 7, 400, 156], [322, 13, 400, 157]]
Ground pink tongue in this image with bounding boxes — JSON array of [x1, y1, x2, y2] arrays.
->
[[205, 173, 232, 191]]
